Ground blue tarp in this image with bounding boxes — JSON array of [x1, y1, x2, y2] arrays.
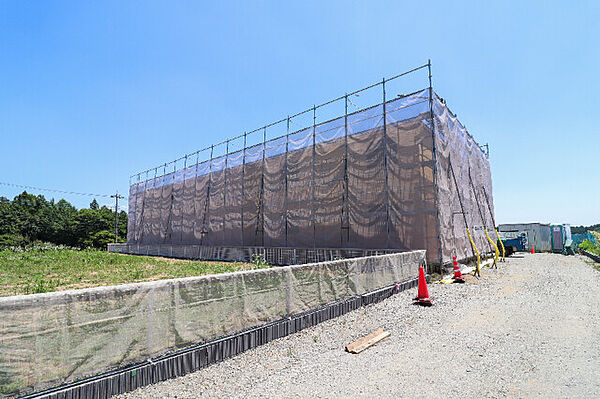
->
[[572, 232, 598, 246]]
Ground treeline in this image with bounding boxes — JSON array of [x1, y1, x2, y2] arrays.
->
[[0, 191, 127, 249], [571, 224, 600, 234]]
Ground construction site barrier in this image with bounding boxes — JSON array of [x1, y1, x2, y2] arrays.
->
[[581, 250, 600, 263], [107, 243, 402, 265], [0, 250, 425, 398], [20, 280, 420, 399]]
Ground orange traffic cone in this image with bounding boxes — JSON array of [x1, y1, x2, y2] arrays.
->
[[531, 245, 535, 254], [452, 256, 465, 283], [413, 266, 433, 306]]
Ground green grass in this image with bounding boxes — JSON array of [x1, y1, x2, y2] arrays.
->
[[584, 260, 600, 272], [579, 240, 600, 272], [579, 239, 600, 256], [0, 244, 269, 297]]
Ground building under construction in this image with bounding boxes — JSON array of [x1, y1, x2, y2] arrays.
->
[[111, 62, 495, 267]]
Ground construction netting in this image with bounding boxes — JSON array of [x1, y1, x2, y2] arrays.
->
[[0, 250, 424, 397], [126, 86, 493, 266], [432, 93, 496, 262]]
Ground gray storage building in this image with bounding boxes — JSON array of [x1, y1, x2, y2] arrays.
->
[[498, 223, 552, 252]]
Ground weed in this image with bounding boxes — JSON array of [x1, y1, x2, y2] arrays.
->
[[580, 240, 600, 256], [24, 278, 59, 294], [131, 269, 145, 280], [251, 254, 269, 268], [0, 379, 25, 394]]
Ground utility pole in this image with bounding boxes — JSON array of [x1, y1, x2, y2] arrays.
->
[[111, 192, 124, 243]]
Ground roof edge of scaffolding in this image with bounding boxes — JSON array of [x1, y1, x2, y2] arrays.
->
[[130, 62, 431, 180]]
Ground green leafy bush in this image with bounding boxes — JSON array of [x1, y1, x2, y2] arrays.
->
[[0, 234, 28, 247], [579, 240, 600, 256], [251, 254, 269, 267]]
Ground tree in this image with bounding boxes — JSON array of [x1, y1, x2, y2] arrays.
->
[[0, 191, 128, 249], [571, 224, 600, 234], [73, 208, 109, 247], [11, 192, 48, 241], [118, 210, 128, 241]]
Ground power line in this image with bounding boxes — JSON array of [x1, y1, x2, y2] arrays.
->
[[0, 181, 123, 199]]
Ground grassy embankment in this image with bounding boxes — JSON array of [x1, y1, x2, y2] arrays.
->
[[580, 239, 600, 256], [579, 231, 600, 271], [0, 244, 267, 297]]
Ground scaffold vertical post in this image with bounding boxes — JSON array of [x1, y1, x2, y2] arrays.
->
[[159, 163, 167, 244], [150, 168, 158, 242], [192, 151, 199, 245], [181, 155, 187, 244], [428, 59, 444, 267], [136, 174, 142, 242], [223, 140, 229, 245], [312, 105, 317, 249], [130, 175, 136, 242], [140, 171, 147, 242], [241, 132, 246, 247], [261, 127, 266, 246], [138, 170, 150, 243], [169, 162, 176, 243], [285, 117, 290, 247], [342, 94, 350, 246], [201, 145, 214, 246], [382, 78, 390, 248]]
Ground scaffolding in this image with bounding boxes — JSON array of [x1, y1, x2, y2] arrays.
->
[[124, 61, 494, 266]]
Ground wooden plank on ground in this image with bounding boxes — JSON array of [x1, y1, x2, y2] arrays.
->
[[345, 328, 391, 354]]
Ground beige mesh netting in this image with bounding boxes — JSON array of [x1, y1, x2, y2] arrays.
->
[[126, 88, 493, 265], [0, 250, 424, 396]]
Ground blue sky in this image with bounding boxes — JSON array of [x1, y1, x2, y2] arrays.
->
[[0, 1, 598, 225]]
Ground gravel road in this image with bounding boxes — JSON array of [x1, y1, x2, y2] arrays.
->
[[117, 253, 600, 398]]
